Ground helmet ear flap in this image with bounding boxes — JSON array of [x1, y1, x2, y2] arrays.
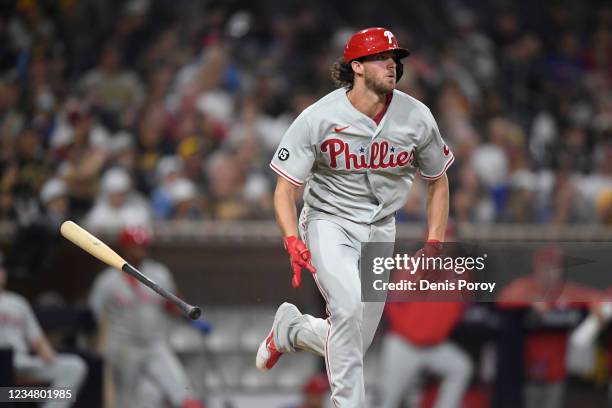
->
[[396, 60, 404, 82]]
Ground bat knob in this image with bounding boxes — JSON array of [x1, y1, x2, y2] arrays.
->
[[188, 307, 202, 320]]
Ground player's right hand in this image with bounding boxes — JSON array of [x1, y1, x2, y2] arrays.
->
[[283, 236, 316, 288]]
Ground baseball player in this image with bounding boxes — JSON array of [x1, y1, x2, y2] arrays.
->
[[256, 27, 453, 407], [88, 227, 203, 408], [497, 247, 600, 408], [0, 259, 87, 408]]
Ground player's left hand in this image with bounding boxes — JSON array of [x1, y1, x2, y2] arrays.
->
[[419, 239, 443, 257], [283, 236, 317, 288], [413, 240, 443, 277]]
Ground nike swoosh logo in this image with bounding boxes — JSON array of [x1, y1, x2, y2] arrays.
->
[[334, 126, 350, 133]]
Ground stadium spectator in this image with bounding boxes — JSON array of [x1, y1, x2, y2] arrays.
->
[[52, 100, 111, 218], [7, 177, 69, 279], [84, 167, 151, 233], [79, 43, 144, 124], [151, 155, 186, 219], [167, 177, 205, 220]]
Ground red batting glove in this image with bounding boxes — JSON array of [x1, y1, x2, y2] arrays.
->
[[413, 239, 444, 279], [422, 239, 443, 258], [283, 236, 317, 288], [413, 240, 443, 260]]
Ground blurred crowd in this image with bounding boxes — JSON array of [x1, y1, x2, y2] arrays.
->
[[0, 0, 611, 235]]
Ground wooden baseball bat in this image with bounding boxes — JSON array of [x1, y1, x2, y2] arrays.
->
[[60, 220, 202, 320]]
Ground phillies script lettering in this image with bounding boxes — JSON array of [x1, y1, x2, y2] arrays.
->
[[321, 138, 415, 170]]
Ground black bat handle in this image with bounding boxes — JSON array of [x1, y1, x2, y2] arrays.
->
[[122, 263, 202, 320]]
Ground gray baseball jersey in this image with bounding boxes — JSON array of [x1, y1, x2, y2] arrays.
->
[[89, 259, 175, 348], [270, 88, 454, 223], [0, 291, 43, 354]]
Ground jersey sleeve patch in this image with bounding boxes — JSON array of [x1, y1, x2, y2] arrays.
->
[[269, 162, 303, 186]]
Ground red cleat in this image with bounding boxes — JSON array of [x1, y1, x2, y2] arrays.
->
[[256, 303, 302, 372], [256, 329, 283, 371]]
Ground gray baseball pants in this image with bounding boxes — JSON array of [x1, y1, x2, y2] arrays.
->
[[525, 381, 564, 408], [276, 208, 394, 407], [380, 333, 473, 408], [107, 341, 194, 408], [14, 353, 87, 408]]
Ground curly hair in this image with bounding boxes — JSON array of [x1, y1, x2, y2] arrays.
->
[[330, 58, 355, 90]]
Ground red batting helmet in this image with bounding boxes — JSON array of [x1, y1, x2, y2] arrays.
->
[[118, 226, 152, 247], [343, 27, 410, 63]]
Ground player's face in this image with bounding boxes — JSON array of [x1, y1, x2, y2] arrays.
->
[[361, 51, 397, 94]]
